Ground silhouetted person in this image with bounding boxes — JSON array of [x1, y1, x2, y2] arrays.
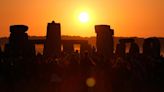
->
[[81, 51, 95, 72], [74, 50, 80, 63], [90, 46, 98, 65], [111, 59, 131, 92], [91, 46, 96, 54], [80, 51, 95, 92]]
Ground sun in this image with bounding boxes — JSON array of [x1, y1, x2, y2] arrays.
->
[[79, 12, 89, 23]]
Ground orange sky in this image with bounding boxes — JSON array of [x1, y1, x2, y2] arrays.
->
[[0, 0, 164, 37]]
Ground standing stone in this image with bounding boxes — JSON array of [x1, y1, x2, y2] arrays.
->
[[143, 37, 161, 58], [4, 25, 35, 62], [129, 41, 139, 56], [115, 43, 125, 58], [44, 21, 61, 58], [63, 42, 74, 53], [95, 25, 114, 60]]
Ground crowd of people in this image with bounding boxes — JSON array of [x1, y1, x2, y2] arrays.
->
[[0, 42, 164, 92]]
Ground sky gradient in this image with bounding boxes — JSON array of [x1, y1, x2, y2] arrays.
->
[[0, 0, 164, 37]]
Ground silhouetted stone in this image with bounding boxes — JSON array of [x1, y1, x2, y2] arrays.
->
[[119, 38, 135, 43], [95, 25, 114, 60], [5, 25, 35, 60], [80, 43, 92, 55], [80, 51, 94, 73], [143, 37, 161, 58], [10, 25, 28, 33], [43, 21, 61, 58], [1, 21, 164, 92], [63, 42, 74, 53], [115, 43, 126, 58], [115, 38, 138, 58], [30, 39, 90, 55], [61, 40, 90, 54], [129, 41, 140, 56]]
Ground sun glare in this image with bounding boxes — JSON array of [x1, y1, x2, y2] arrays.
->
[[86, 77, 96, 87], [79, 12, 89, 23]]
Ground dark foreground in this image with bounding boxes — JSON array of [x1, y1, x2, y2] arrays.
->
[[0, 52, 164, 92]]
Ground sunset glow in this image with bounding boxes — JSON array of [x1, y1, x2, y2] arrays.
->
[[0, 0, 164, 37], [0, 1, 164, 91]]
